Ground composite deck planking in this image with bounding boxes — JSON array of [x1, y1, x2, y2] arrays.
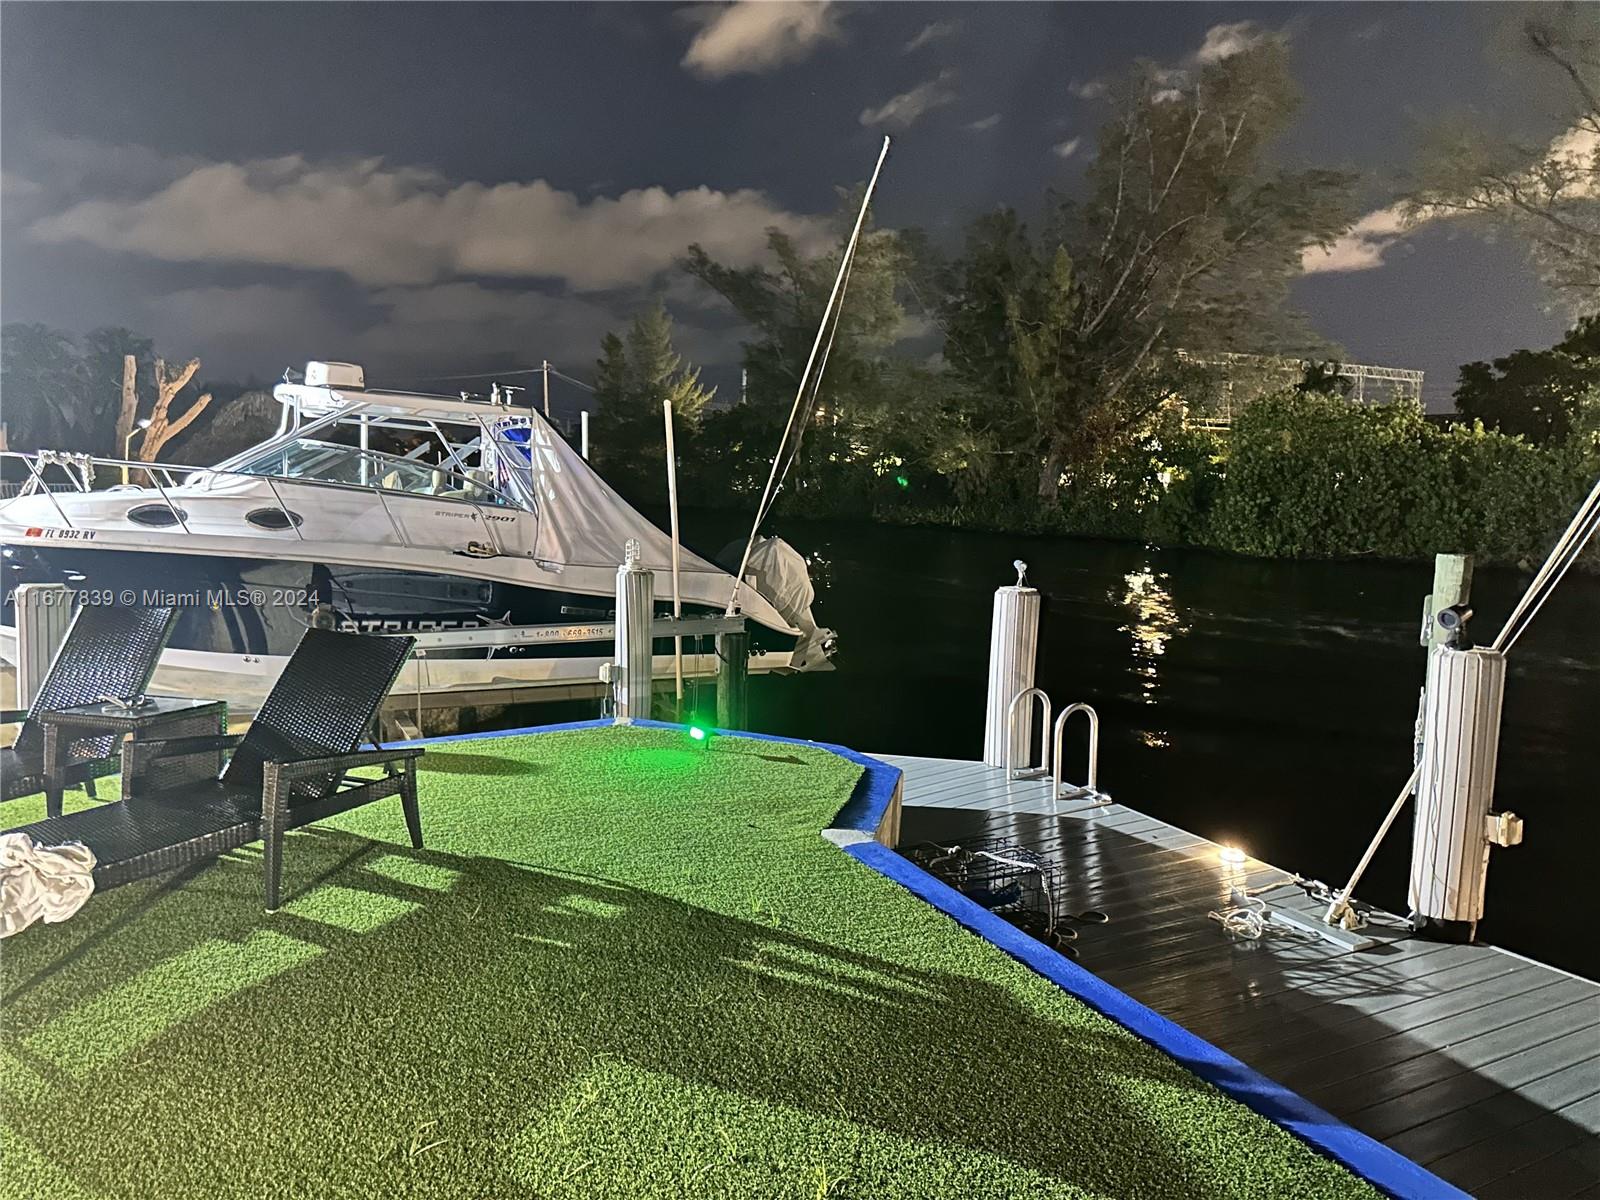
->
[[879, 753, 1600, 1198]]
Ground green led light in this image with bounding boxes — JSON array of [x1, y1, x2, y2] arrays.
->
[[894, 474, 910, 489], [688, 725, 708, 742]]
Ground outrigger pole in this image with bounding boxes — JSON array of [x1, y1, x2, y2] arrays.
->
[[724, 136, 892, 616]]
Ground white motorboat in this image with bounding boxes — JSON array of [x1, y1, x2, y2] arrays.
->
[[0, 362, 834, 711]]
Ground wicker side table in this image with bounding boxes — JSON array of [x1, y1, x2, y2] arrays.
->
[[42, 698, 227, 818]]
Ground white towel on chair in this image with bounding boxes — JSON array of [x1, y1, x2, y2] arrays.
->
[[0, 832, 96, 938]]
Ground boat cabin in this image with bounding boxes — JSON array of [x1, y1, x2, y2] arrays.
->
[[214, 362, 546, 513]]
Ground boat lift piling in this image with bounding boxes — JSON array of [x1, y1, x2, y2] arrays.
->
[[12, 583, 71, 707], [612, 540, 654, 723], [984, 561, 1041, 769], [715, 628, 750, 730], [606, 540, 751, 728]]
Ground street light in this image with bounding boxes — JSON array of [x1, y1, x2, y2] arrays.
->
[[121, 418, 151, 485]]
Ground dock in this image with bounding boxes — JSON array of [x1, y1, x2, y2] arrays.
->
[[879, 753, 1600, 1199]]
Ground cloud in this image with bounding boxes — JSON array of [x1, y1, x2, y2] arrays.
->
[[24, 135, 202, 198], [1065, 24, 1268, 114], [0, 172, 44, 223], [1, 172, 42, 200], [1546, 125, 1600, 192], [903, 20, 958, 53], [144, 280, 739, 378], [1300, 206, 1410, 274], [1195, 21, 1265, 64], [859, 70, 958, 130], [147, 283, 344, 353], [29, 155, 828, 291], [681, 1, 842, 79], [361, 282, 625, 362], [1051, 137, 1083, 160], [1301, 125, 1600, 276], [965, 113, 1002, 133]]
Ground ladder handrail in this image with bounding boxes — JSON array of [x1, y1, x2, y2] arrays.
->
[[1052, 702, 1109, 804], [1004, 687, 1053, 779]]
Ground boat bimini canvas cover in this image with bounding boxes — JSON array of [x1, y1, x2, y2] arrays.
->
[[491, 412, 816, 641]]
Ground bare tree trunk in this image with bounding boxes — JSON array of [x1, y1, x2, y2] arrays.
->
[[114, 354, 139, 460], [140, 358, 211, 463]]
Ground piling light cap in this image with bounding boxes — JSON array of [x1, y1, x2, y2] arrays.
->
[[624, 538, 641, 567], [1013, 559, 1029, 587]]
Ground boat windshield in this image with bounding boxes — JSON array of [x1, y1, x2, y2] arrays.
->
[[234, 439, 519, 507]]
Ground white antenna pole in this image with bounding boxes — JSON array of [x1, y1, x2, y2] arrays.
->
[[724, 135, 891, 615], [664, 399, 685, 711], [580, 409, 591, 460], [542, 359, 551, 418]]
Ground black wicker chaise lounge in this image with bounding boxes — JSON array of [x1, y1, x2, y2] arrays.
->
[[5, 628, 422, 911], [0, 604, 179, 809]]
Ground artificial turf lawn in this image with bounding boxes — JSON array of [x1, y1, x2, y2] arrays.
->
[[1, 726, 1378, 1200]]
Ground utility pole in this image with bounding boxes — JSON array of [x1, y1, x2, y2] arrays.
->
[[542, 360, 551, 419]]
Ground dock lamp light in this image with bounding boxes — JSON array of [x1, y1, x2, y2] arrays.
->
[[688, 724, 709, 744]]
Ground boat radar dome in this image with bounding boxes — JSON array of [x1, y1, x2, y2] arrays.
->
[[304, 361, 365, 389]]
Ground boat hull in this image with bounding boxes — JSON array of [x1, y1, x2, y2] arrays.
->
[[0, 544, 796, 712]]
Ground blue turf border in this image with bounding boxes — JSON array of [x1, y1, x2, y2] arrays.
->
[[401, 718, 1463, 1200]]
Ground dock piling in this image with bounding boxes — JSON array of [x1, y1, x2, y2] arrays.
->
[[612, 540, 654, 722], [716, 628, 750, 731], [983, 561, 1041, 768]]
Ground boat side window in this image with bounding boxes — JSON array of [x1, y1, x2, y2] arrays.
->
[[234, 438, 515, 507]]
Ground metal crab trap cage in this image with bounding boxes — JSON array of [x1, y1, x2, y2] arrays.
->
[[905, 839, 1070, 948]]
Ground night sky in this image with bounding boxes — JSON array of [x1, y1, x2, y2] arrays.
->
[[0, 2, 1578, 410]]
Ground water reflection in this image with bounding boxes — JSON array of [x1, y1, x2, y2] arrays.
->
[[1116, 564, 1189, 748]]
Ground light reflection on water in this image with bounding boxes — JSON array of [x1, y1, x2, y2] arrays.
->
[[1116, 565, 1189, 748]]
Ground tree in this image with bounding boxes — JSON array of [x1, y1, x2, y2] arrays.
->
[[625, 299, 714, 427], [1406, 4, 1600, 312], [0, 323, 198, 458], [592, 299, 715, 500], [1453, 316, 1600, 443], [138, 357, 213, 463], [1295, 360, 1354, 399], [0, 323, 85, 450], [682, 205, 913, 414], [943, 38, 1353, 498], [81, 327, 156, 456], [683, 203, 975, 508]]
